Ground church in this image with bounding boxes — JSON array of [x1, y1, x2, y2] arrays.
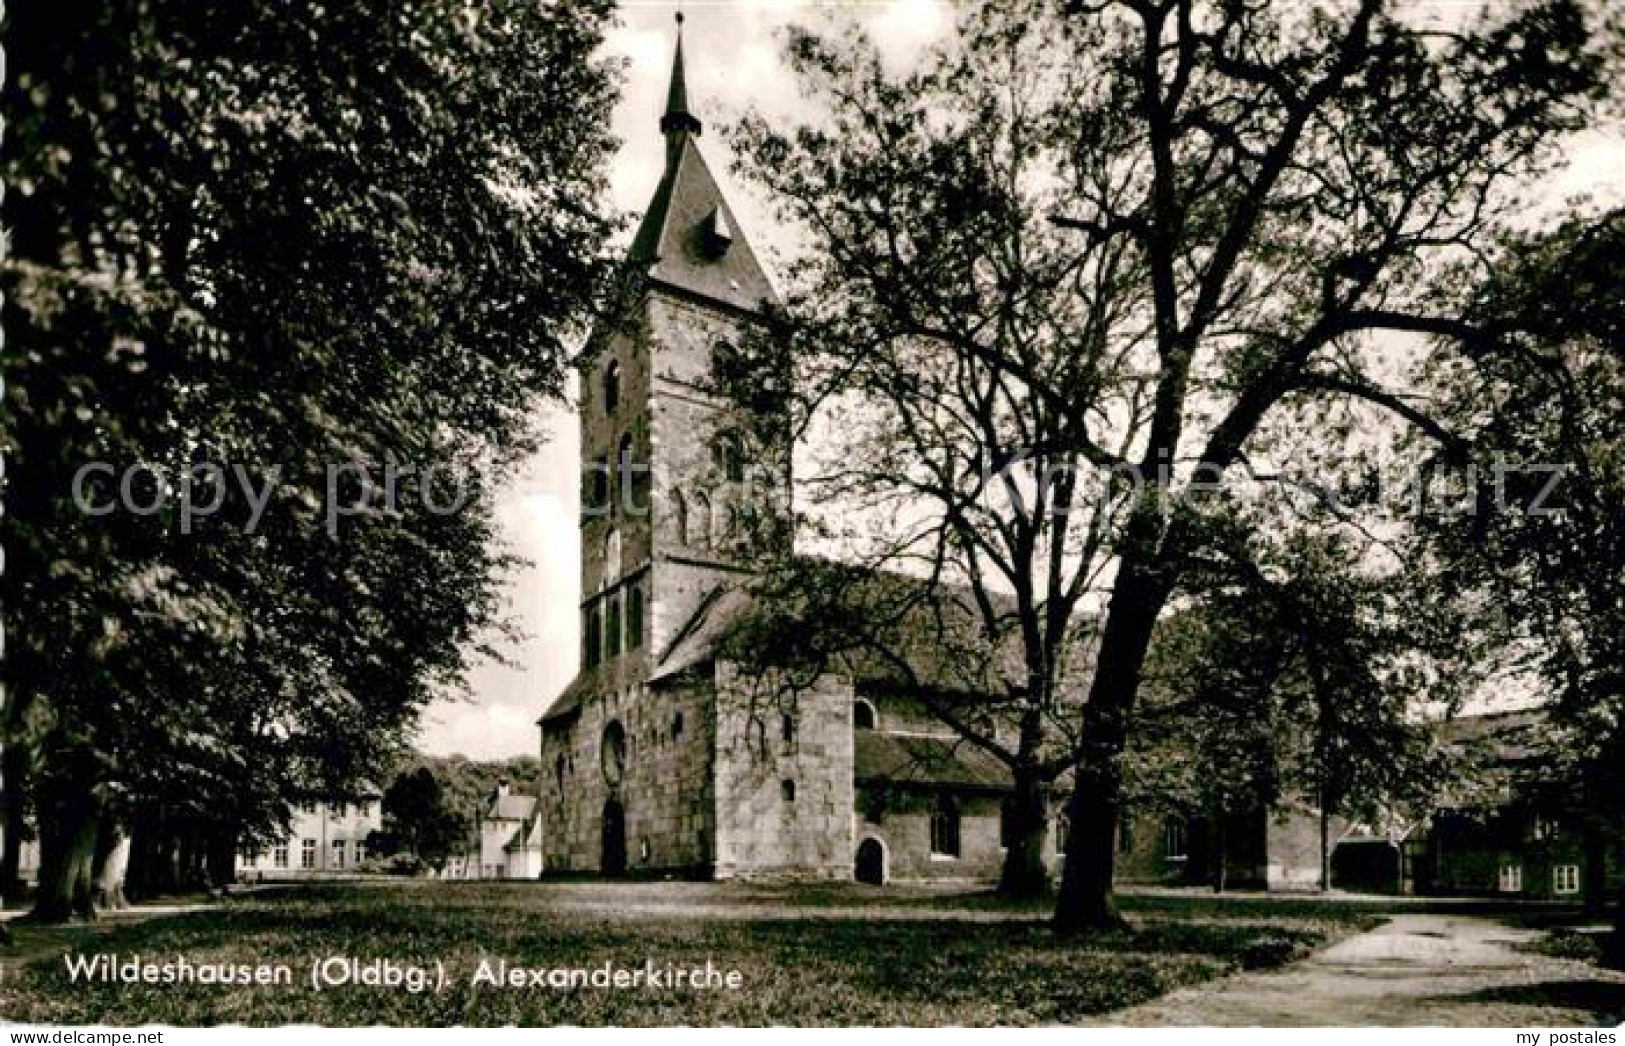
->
[[534, 25, 1043, 884]]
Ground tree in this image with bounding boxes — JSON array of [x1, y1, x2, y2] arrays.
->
[[1415, 209, 1625, 961], [1135, 527, 1454, 891], [380, 768, 466, 870], [2, 0, 618, 920], [732, 0, 1612, 928]]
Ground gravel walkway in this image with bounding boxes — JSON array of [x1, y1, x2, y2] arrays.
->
[[1102, 913, 1625, 1027]]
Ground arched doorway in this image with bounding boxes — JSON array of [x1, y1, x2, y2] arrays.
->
[[601, 797, 627, 876], [855, 837, 885, 885]]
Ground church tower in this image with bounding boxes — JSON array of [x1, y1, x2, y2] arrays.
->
[[540, 17, 829, 879], [578, 13, 783, 693]]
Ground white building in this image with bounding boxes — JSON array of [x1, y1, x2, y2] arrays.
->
[[448, 780, 541, 880], [237, 786, 383, 879]]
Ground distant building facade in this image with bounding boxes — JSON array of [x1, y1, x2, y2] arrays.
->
[[236, 786, 383, 879], [1404, 710, 1624, 901], [1115, 710, 1625, 899]]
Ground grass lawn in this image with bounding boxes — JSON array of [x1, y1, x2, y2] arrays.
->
[[0, 881, 1383, 1026]]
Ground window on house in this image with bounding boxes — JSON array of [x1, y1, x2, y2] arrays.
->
[[301, 838, 317, 870], [780, 712, 796, 746], [1498, 863, 1523, 893], [273, 844, 289, 869], [606, 593, 622, 658], [672, 711, 684, 739], [930, 794, 961, 858], [853, 699, 876, 730], [333, 840, 347, 869], [604, 360, 620, 413], [555, 753, 567, 788], [781, 780, 796, 802], [584, 605, 602, 668], [628, 585, 644, 650], [1164, 819, 1187, 861], [355, 840, 367, 863], [1554, 865, 1580, 894], [334, 802, 347, 819]]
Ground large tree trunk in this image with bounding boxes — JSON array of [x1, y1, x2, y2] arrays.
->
[[31, 783, 101, 924], [92, 819, 131, 911], [1609, 885, 1625, 970], [997, 767, 1051, 899], [0, 742, 31, 895], [1054, 782, 1126, 932], [206, 824, 238, 890], [1320, 801, 1331, 892], [1053, 562, 1168, 934]]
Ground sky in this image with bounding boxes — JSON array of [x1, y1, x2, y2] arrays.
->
[[414, 0, 1625, 760], [415, 1, 956, 758]]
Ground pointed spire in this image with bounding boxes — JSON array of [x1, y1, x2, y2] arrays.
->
[[660, 12, 702, 138]]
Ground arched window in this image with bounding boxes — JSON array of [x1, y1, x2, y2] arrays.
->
[[603, 360, 620, 413], [853, 699, 877, 731], [606, 592, 622, 658], [715, 430, 745, 482], [584, 606, 602, 668], [603, 528, 621, 586], [930, 794, 961, 857], [627, 585, 644, 650], [671, 711, 685, 739], [692, 493, 713, 550]]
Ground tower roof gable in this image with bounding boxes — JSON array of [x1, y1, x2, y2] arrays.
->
[[628, 136, 778, 312], [628, 27, 778, 313]]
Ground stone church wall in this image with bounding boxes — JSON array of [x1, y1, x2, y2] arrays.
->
[[538, 677, 716, 875], [712, 661, 854, 880], [853, 789, 1007, 883]]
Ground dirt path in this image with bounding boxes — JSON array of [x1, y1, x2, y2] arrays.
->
[[1104, 913, 1625, 1027]]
